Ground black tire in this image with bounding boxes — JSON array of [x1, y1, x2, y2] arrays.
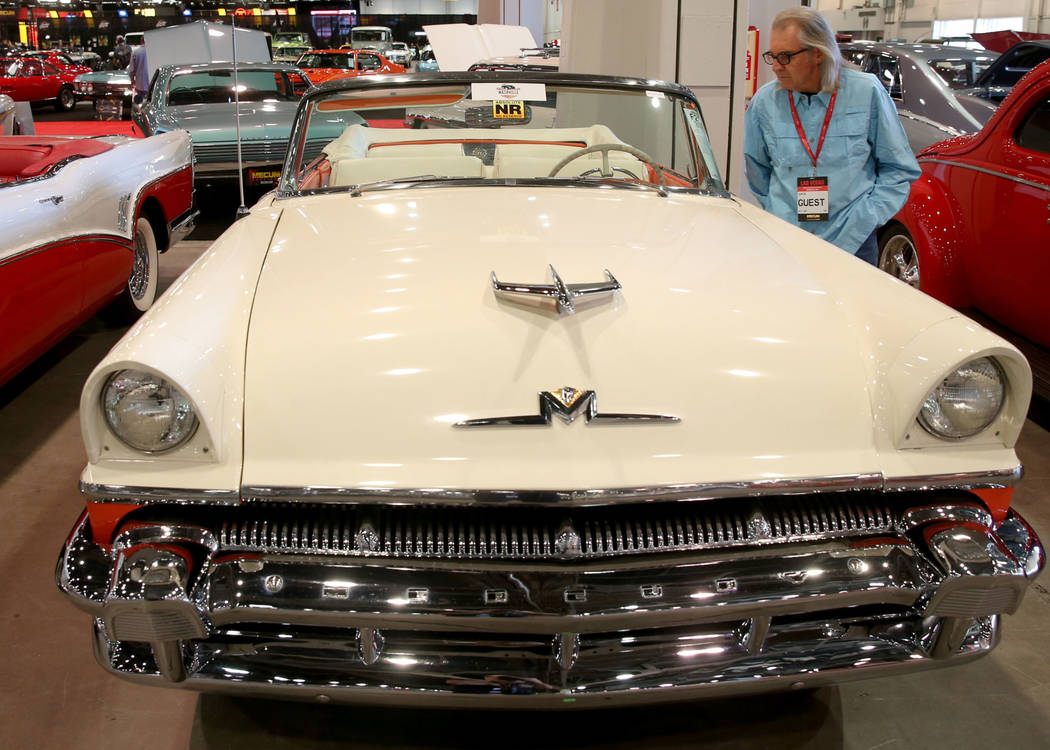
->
[[877, 225, 921, 289], [55, 85, 76, 113]]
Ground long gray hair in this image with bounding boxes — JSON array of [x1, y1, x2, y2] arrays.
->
[[772, 7, 842, 92]]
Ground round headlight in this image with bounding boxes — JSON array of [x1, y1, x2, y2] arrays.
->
[[102, 369, 198, 453], [918, 357, 1005, 440]]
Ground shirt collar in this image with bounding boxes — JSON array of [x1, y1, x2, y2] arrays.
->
[[789, 89, 832, 108]]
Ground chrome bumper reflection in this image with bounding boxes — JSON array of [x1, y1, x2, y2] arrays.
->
[[57, 504, 1043, 706]]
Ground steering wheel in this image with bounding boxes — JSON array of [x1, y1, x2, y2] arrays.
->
[[547, 143, 667, 190]]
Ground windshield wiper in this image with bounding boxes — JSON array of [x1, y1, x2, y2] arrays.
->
[[348, 175, 443, 197]]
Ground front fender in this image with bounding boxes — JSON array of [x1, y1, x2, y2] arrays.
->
[[887, 172, 971, 308]]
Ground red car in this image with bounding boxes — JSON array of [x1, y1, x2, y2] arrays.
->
[[23, 51, 92, 77], [295, 49, 405, 85], [879, 58, 1050, 347], [0, 57, 79, 111]]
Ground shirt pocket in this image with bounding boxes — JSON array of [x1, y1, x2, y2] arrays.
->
[[769, 118, 815, 172], [824, 111, 871, 167]]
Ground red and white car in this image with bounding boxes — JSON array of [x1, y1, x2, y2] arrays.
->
[[0, 132, 195, 386], [23, 51, 93, 77], [879, 58, 1050, 347], [0, 56, 80, 112], [295, 49, 405, 85]]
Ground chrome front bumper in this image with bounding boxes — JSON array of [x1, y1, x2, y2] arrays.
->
[[56, 500, 1043, 707]]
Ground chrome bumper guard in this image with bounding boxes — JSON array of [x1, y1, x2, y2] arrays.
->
[[56, 503, 1043, 707], [168, 209, 198, 247]]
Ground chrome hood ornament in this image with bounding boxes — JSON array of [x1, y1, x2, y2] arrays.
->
[[455, 386, 679, 427], [492, 265, 621, 314]]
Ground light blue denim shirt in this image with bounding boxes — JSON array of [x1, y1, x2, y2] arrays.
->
[[744, 67, 920, 255]]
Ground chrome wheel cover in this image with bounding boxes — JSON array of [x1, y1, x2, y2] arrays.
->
[[879, 234, 920, 289], [129, 229, 150, 300]]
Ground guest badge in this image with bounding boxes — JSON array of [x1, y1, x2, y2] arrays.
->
[[797, 176, 829, 222]]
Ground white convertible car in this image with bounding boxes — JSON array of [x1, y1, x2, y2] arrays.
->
[[57, 72, 1043, 707], [0, 130, 194, 387]]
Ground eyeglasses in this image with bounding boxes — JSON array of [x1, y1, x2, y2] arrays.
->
[[762, 48, 811, 66]]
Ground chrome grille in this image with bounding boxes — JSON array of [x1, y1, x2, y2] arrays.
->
[[192, 138, 330, 165], [217, 496, 898, 561]]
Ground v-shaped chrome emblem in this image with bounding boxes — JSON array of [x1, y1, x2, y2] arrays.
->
[[455, 386, 679, 427], [491, 265, 621, 314]]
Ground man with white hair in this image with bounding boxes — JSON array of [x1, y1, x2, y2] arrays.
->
[[744, 7, 919, 265]]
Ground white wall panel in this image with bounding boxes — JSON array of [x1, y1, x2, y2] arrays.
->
[[678, 0, 734, 86], [937, 1, 981, 19], [361, 0, 479, 14]]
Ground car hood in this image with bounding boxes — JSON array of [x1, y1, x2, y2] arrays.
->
[[238, 187, 961, 492], [76, 70, 131, 85], [166, 101, 299, 140]]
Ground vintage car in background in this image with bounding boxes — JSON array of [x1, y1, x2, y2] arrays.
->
[[348, 25, 394, 54], [879, 59, 1050, 349], [296, 49, 405, 85], [958, 40, 1050, 105], [133, 62, 359, 190], [22, 50, 93, 76], [273, 31, 313, 65], [417, 45, 439, 72], [386, 42, 412, 67], [273, 44, 310, 65], [840, 41, 998, 152], [62, 48, 103, 70], [273, 31, 311, 46], [0, 57, 80, 112], [73, 68, 133, 116], [0, 131, 194, 387], [56, 71, 1043, 707]]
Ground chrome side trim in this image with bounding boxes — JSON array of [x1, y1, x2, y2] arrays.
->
[[883, 466, 1022, 491], [80, 482, 239, 505], [80, 467, 1021, 507], [919, 158, 1050, 193], [0, 234, 131, 270], [167, 208, 198, 247], [243, 474, 884, 507], [898, 110, 964, 138], [244, 469, 1020, 506]]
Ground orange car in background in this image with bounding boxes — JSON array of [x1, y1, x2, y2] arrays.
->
[[295, 49, 405, 85]]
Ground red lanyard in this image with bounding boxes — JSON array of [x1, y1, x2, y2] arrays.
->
[[788, 90, 837, 168]]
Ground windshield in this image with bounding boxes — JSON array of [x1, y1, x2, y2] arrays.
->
[[281, 77, 724, 196], [166, 69, 305, 105], [297, 52, 352, 70], [353, 29, 391, 43]]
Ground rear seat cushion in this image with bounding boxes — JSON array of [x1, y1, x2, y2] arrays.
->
[[330, 155, 485, 186]]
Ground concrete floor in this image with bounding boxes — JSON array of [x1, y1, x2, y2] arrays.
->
[[2, 238, 1049, 749]]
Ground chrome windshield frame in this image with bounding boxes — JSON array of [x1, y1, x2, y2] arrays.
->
[[277, 71, 724, 198]]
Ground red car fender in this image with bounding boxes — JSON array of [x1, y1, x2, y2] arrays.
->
[[135, 163, 194, 247], [886, 169, 972, 308]]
